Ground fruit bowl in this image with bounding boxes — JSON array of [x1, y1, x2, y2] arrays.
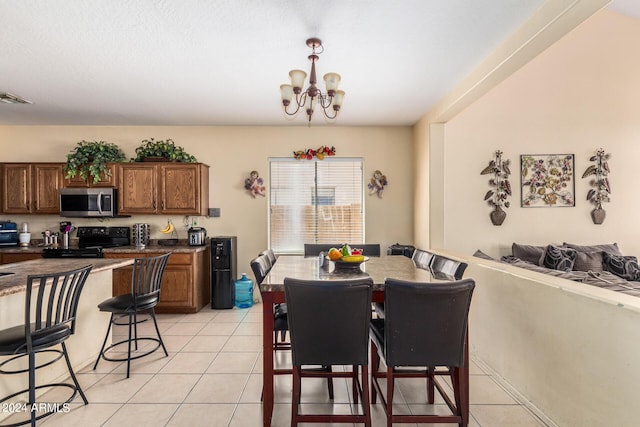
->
[[332, 256, 369, 270]]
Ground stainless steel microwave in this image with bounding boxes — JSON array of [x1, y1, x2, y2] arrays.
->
[[59, 188, 118, 217]]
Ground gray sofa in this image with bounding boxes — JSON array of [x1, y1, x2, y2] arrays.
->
[[475, 242, 640, 297]]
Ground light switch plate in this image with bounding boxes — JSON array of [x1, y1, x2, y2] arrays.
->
[[208, 208, 220, 217]]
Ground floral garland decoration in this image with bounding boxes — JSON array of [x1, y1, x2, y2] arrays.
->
[[293, 146, 336, 160]]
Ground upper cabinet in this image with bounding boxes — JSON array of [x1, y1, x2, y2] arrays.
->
[[1, 163, 64, 214], [118, 163, 209, 215], [64, 163, 120, 188]]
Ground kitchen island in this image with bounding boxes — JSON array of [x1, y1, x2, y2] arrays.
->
[[0, 241, 211, 313], [0, 257, 134, 417]]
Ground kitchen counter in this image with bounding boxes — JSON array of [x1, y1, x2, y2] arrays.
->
[[0, 257, 135, 411], [0, 242, 211, 313], [0, 257, 134, 297], [0, 241, 208, 255]]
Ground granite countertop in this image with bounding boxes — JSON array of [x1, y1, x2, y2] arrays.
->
[[0, 240, 209, 254], [0, 258, 134, 297]]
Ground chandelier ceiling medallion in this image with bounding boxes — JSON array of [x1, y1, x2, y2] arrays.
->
[[280, 38, 344, 124]]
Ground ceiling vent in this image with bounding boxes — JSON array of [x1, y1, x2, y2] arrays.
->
[[0, 92, 32, 104]]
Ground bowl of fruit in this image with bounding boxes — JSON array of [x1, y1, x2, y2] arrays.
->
[[327, 245, 368, 270]]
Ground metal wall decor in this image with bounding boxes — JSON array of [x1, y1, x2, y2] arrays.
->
[[582, 149, 611, 224], [521, 154, 575, 207], [480, 150, 511, 226]]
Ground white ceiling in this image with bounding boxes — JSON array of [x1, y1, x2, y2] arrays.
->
[[0, 0, 635, 127]]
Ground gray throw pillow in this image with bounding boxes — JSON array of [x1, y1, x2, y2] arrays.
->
[[473, 250, 495, 261], [602, 252, 640, 281], [542, 245, 577, 272], [572, 251, 604, 272], [512, 243, 546, 265], [563, 242, 622, 256]]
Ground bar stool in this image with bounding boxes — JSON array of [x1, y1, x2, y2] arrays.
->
[[93, 253, 171, 378], [370, 278, 475, 426], [284, 277, 373, 426], [0, 264, 93, 427]]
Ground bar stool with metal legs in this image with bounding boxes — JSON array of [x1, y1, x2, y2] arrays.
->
[[93, 253, 171, 378], [0, 264, 93, 427]]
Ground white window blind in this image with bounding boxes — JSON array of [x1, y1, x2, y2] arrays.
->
[[269, 158, 364, 254]]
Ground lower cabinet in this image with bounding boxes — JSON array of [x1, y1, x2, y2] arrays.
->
[[0, 253, 42, 264], [105, 249, 210, 313]]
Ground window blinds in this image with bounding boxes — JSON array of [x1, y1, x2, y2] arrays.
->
[[269, 158, 364, 254]]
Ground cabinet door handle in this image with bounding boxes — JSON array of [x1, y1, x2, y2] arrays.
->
[[153, 200, 156, 210], [161, 200, 165, 210]]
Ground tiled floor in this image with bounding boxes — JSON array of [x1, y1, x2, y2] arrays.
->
[[11, 303, 547, 426]]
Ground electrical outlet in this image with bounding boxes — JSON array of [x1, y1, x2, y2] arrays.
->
[[209, 208, 220, 217]]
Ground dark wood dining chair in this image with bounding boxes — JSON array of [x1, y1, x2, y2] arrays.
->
[[430, 254, 468, 280], [0, 264, 93, 427], [284, 277, 373, 426], [251, 254, 288, 350], [411, 248, 436, 270], [93, 253, 171, 378], [259, 249, 277, 266], [370, 278, 475, 426]]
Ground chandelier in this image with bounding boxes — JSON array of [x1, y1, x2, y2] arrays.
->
[[280, 38, 345, 124]]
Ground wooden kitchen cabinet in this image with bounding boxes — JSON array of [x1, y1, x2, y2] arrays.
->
[[0, 253, 42, 264], [64, 163, 119, 188], [105, 248, 210, 313], [1, 163, 64, 214], [117, 162, 209, 215]]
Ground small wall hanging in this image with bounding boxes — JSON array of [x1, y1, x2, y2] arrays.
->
[[582, 148, 610, 224], [293, 145, 336, 160], [521, 154, 574, 207], [480, 150, 511, 226], [367, 170, 388, 198], [244, 170, 266, 198]]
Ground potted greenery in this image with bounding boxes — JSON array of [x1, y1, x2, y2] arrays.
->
[[131, 138, 197, 162], [480, 150, 512, 226], [64, 140, 127, 184], [582, 148, 611, 224]]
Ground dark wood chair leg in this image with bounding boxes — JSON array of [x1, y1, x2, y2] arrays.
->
[[386, 366, 394, 427], [361, 364, 372, 427], [291, 366, 301, 426], [370, 340, 379, 404], [427, 366, 435, 404], [352, 365, 358, 404]]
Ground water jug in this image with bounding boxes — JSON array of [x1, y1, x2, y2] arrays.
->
[[234, 273, 254, 309]]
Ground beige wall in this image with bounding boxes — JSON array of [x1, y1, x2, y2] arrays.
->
[[418, 10, 640, 258], [0, 126, 413, 278]]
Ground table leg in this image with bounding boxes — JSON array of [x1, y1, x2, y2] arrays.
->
[[262, 292, 275, 427]]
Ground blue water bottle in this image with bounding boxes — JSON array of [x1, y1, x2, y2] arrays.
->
[[234, 273, 254, 308]]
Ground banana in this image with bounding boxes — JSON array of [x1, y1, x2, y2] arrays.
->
[[160, 220, 174, 234], [342, 255, 365, 263]]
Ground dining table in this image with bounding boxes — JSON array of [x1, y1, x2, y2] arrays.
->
[[259, 254, 470, 427]]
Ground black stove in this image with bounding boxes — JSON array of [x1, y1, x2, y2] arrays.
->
[[77, 226, 130, 248], [42, 247, 104, 258]]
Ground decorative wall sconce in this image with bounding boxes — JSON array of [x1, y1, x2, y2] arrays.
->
[[582, 149, 610, 224], [244, 170, 266, 198], [367, 170, 388, 198], [480, 150, 511, 226]]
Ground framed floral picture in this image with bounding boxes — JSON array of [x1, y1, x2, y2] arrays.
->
[[521, 154, 575, 207]]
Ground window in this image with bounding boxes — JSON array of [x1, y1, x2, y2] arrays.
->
[[269, 158, 364, 254]]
